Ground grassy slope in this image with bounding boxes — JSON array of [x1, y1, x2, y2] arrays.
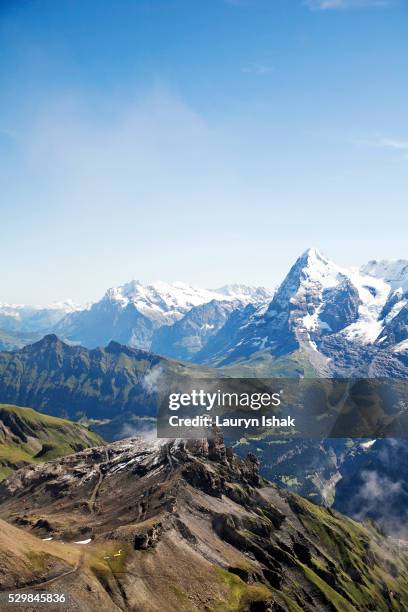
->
[[285, 494, 408, 611], [0, 403, 103, 480]]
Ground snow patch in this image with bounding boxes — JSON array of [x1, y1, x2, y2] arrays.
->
[[74, 538, 92, 545]]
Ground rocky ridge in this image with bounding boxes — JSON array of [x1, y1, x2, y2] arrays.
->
[[0, 432, 407, 611]]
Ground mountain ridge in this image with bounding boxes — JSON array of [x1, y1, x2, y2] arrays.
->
[[0, 334, 214, 439], [0, 431, 406, 611]]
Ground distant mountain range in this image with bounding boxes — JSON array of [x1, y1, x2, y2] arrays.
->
[[0, 300, 80, 350], [0, 300, 81, 333], [0, 328, 42, 351], [1, 249, 407, 373]]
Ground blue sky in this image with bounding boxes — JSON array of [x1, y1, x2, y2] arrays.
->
[[1, 0, 407, 303]]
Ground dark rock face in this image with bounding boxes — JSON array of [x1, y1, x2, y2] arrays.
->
[[318, 335, 408, 377], [195, 302, 259, 365], [133, 521, 163, 550], [182, 431, 261, 496], [319, 279, 361, 333], [377, 303, 408, 347], [380, 289, 406, 320]]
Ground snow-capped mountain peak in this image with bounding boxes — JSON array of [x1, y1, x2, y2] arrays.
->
[[299, 246, 328, 264], [214, 284, 274, 303], [272, 248, 342, 307], [104, 280, 230, 323], [263, 248, 391, 349], [0, 300, 81, 312]]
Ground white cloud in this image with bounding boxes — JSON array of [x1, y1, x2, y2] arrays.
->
[[142, 366, 163, 394], [378, 137, 408, 151], [306, 0, 395, 9], [355, 134, 408, 159]]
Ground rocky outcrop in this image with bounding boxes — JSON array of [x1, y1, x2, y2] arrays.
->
[[319, 279, 361, 333]]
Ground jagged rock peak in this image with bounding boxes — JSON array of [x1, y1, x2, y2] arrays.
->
[[183, 427, 228, 462], [24, 333, 63, 350]]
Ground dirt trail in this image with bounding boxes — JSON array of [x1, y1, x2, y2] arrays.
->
[[0, 552, 85, 593], [32, 551, 85, 589]]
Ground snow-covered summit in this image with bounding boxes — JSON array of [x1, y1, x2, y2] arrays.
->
[[104, 280, 231, 323], [360, 259, 408, 331], [266, 248, 390, 345], [360, 259, 408, 293]]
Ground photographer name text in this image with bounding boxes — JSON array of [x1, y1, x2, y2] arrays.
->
[[168, 414, 295, 429]]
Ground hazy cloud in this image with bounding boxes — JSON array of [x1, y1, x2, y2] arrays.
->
[[142, 366, 163, 395], [337, 440, 408, 540], [355, 134, 408, 159], [378, 137, 408, 151], [117, 420, 157, 441], [241, 62, 274, 75], [306, 0, 395, 9]]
